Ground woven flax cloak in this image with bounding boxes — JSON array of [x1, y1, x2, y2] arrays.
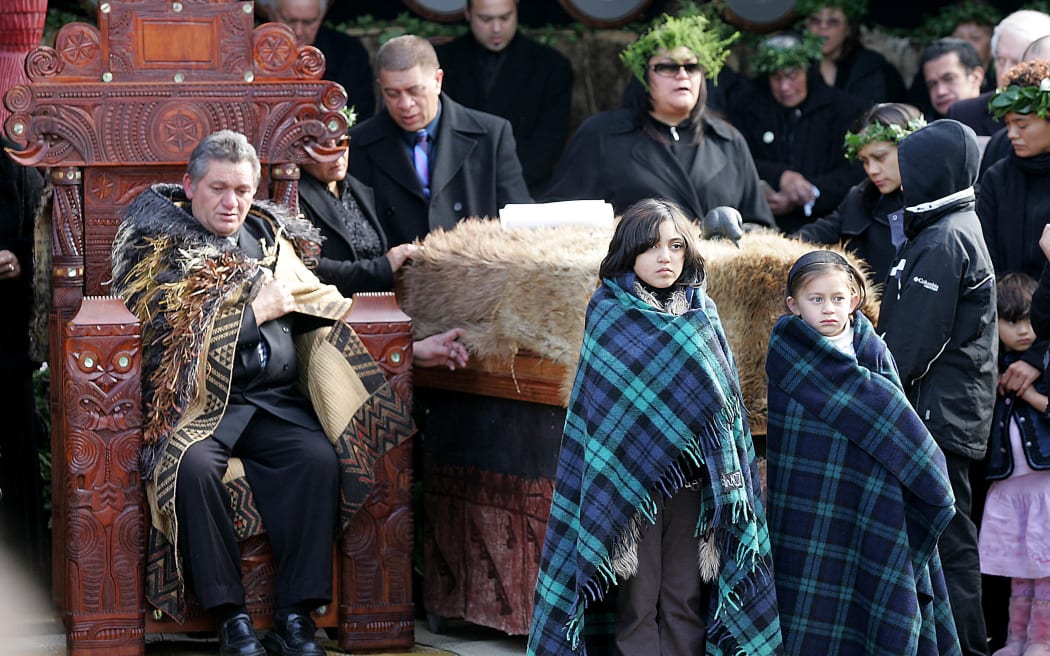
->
[[110, 184, 415, 620]]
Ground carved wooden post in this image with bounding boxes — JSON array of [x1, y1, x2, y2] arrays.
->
[[343, 292, 415, 652], [48, 165, 86, 608], [61, 297, 144, 655]]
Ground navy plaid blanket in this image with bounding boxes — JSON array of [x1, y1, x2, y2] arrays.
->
[[766, 312, 960, 655], [528, 275, 781, 655]]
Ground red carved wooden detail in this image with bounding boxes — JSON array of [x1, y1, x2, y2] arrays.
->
[[343, 292, 415, 652], [4, 1, 414, 653], [61, 297, 144, 656]]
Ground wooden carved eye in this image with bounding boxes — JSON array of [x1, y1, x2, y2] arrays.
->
[[112, 351, 134, 373], [78, 351, 101, 372]]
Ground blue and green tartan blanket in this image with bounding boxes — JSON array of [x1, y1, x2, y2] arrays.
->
[[766, 312, 961, 655], [528, 275, 782, 656]]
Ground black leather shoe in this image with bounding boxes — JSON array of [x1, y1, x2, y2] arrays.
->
[[261, 612, 325, 656], [219, 613, 266, 656]]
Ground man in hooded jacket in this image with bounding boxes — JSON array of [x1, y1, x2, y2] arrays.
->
[[878, 118, 997, 656]]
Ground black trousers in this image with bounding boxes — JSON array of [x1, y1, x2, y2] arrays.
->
[[615, 487, 708, 656], [941, 450, 989, 656], [175, 411, 339, 611]]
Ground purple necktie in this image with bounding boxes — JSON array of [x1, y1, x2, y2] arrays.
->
[[413, 130, 430, 201]]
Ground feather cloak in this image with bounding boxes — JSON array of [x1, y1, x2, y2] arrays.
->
[[110, 184, 415, 620]]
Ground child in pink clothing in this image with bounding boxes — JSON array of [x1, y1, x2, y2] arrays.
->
[[980, 272, 1050, 656]]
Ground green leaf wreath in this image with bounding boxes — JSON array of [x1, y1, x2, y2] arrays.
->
[[988, 79, 1050, 120], [843, 116, 927, 161]]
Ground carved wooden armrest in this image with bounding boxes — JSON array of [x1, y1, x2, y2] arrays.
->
[[56, 296, 145, 655], [334, 291, 415, 652]]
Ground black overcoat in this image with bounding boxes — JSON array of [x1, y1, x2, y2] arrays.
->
[[728, 73, 866, 232], [298, 172, 394, 295], [347, 94, 531, 245], [437, 32, 573, 193], [542, 108, 775, 227]]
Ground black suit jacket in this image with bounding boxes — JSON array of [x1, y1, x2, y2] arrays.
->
[[298, 172, 394, 295], [213, 213, 320, 449], [437, 32, 573, 193], [347, 94, 531, 245], [948, 91, 1000, 137], [543, 109, 775, 227]]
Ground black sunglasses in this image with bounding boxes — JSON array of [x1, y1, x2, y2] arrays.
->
[[651, 62, 702, 77]]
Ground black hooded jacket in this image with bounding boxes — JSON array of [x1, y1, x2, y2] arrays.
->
[[878, 120, 997, 459]]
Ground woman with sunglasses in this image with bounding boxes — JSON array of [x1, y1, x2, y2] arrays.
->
[[297, 133, 470, 370], [298, 134, 420, 295], [542, 14, 775, 230]]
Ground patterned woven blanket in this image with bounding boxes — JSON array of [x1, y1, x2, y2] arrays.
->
[[765, 312, 960, 655], [112, 185, 415, 620], [528, 275, 781, 656]]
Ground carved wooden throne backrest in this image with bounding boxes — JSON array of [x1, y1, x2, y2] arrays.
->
[[3, 0, 349, 299], [1, 3, 352, 643]]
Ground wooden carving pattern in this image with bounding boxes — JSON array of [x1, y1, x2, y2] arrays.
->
[[83, 167, 182, 295], [339, 440, 414, 651], [240, 536, 278, 615], [8, 2, 410, 652], [352, 322, 414, 405], [53, 23, 100, 79], [4, 20, 346, 169], [50, 167, 84, 261], [269, 162, 301, 215], [338, 318, 415, 651], [103, 2, 252, 81], [62, 299, 145, 655]]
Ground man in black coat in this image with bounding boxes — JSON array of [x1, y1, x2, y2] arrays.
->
[[919, 38, 986, 121], [948, 9, 1050, 137], [272, 0, 376, 120], [436, 0, 573, 195], [348, 34, 531, 246]]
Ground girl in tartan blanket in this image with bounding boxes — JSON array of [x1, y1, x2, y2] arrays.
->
[[766, 250, 961, 655], [529, 198, 781, 656]]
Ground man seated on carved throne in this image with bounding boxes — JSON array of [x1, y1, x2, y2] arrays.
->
[[109, 130, 464, 656]]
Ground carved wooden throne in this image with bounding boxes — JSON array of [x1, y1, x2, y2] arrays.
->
[[3, 2, 414, 653]]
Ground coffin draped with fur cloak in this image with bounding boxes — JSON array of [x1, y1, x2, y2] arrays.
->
[[109, 184, 415, 620]]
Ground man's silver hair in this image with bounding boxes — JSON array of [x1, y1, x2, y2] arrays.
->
[[992, 10, 1050, 58], [186, 130, 261, 187]]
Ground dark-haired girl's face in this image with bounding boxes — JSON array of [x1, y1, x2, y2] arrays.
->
[[634, 219, 685, 289], [786, 270, 858, 337], [999, 316, 1034, 352]]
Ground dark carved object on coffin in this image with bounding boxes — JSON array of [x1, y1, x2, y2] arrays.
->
[[4, 2, 413, 653]]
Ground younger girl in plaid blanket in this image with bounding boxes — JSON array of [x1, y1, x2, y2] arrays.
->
[[766, 250, 961, 655], [979, 272, 1050, 656]]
